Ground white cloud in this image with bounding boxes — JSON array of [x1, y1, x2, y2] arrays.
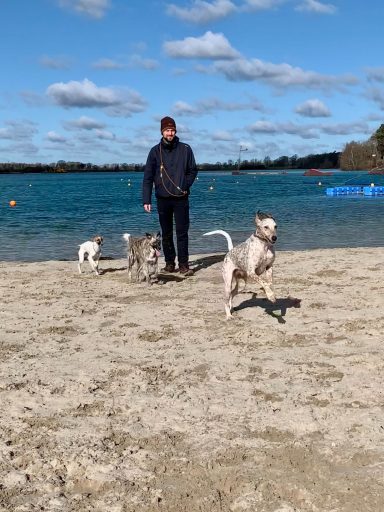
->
[[1, 142, 40, 157], [280, 121, 318, 138], [39, 55, 71, 70], [243, 0, 285, 11], [295, 99, 331, 117], [129, 55, 159, 70], [92, 58, 125, 70], [213, 58, 356, 90], [76, 128, 116, 141], [173, 101, 198, 116], [248, 120, 319, 139], [46, 131, 68, 143], [366, 67, 384, 83], [64, 116, 106, 130], [46, 79, 147, 117], [164, 31, 240, 60], [0, 120, 38, 141], [295, 0, 336, 14], [47, 79, 121, 107], [91, 55, 159, 70], [367, 88, 384, 110], [201, 97, 265, 112], [167, 0, 236, 24], [58, 0, 111, 19], [105, 90, 148, 117], [212, 130, 234, 141], [248, 120, 278, 133], [173, 96, 265, 116], [320, 122, 371, 135], [94, 129, 115, 140]]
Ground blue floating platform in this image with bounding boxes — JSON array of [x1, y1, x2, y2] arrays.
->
[[326, 185, 384, 196], [363, 185, 384, 196]]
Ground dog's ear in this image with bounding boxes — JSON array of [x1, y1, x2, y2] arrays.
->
[[256, 210, 274, 223], [145, 233, 152, 238], [156, 231, 161, 238], [256, 210, 266, 220]]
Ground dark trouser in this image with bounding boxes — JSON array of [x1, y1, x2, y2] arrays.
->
[[157, 196, 190, 266]]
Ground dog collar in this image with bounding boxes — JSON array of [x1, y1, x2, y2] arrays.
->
[[254, 232, 273, 244]]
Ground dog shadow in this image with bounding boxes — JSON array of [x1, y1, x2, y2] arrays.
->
[[99, 266, 127, 275], [234, 294, 302, 324], [157, 273, 185, 283], [191, 253, 225, 273]]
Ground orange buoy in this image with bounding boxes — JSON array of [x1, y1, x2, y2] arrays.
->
[[9, 200, 17, 207]]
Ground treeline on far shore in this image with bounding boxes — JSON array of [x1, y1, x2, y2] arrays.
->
[[0, 162, 144, 174], [0, 151, 341, 174], [1, 124, 384, 174]]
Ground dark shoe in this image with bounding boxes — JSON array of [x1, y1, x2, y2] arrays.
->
[[162, 262, 176, 273], [178, 264, 194, 276]]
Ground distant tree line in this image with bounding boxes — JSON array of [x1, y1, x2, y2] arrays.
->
[[339, 124, 384, 170], [4, 126, 384, 173], [0, 161, 144, 173], [0, 151, 341, 174], [198, 151, 340, 171]]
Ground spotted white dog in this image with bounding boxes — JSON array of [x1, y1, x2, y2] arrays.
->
[[78, 235, 103, 275], [204, 211, 277, 318]]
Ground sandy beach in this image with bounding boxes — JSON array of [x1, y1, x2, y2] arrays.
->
[[1, 247, 384, 511]]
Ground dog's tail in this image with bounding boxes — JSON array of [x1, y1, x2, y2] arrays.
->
[[122, 233, 131, 244], [203, 230, 233, 250]]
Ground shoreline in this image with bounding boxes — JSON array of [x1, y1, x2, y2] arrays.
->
[[1, 246, 384, 510], [0, 244, 382, 265]]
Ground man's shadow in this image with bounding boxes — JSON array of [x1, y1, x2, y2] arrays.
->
[[233, 294, 302, 324], [157, 273, 185, 283]]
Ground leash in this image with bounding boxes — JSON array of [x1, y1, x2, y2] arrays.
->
[[159, 143, 187, 197]]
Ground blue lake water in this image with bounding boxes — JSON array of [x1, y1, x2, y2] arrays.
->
[[1, 170, 383, 261]]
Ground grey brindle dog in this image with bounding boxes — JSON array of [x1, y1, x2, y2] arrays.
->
[[123, 232, 161, 285], [204, 211, 277, 318]]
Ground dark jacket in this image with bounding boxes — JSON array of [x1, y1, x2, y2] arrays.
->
[[142, 136, 198, 204]]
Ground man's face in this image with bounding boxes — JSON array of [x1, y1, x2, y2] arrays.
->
[[162, 128, 176, 143]]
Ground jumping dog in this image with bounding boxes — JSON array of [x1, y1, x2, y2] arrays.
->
[[204, 211, 277, 318]]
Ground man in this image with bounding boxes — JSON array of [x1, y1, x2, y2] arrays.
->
[[143, 116, 198, 276]]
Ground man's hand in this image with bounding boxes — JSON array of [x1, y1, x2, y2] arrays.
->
[[144, 204, 151, 213]]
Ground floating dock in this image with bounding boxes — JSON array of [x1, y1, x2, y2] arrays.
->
[[326, 185, 384, 196]]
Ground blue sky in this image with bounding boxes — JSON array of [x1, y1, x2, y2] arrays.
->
[[1, 0, 383, 165]]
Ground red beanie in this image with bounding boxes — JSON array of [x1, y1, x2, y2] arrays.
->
[[161, 116, 176, 133]]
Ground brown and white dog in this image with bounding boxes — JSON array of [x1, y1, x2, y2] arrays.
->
[[204, 211, 277, 318], [78, 235, 103, 275], [123, 232, 161, 285]]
